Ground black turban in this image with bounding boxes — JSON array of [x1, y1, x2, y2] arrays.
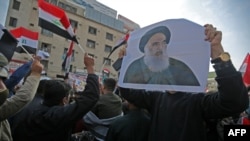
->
[[139, 26, 171, 53]]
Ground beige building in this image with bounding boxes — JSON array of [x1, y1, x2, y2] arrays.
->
[[5, 0, 128, 79]]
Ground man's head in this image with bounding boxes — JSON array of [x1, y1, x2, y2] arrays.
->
[[43, 80, 72, 107], [102, 78, 116, 94], [139, 26, 171, 54], [139, 26, 171, 72], [36, 79, 48, 97]]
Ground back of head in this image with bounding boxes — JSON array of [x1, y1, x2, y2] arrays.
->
[[43, 80, 71, 107], [36, 79, 48, 96], [103, 78, 116, 92]]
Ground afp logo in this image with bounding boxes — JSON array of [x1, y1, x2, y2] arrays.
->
[[224, 125, 250, 141]]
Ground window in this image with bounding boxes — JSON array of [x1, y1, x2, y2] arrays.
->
[[41, 28, 53, 37], [62, 48, 67, 60], [62, 48, 75, 62], [66, 5, 71, 11], [58, 2, 77, 13], [103, 58, 111, 66], [70, 19, 78, 29], [70, 7, 77, 13], [12, 0, 21, 10], [40, 43, 51, 53], [50, 0, 57, 5], [106, 32, 113, 41], [86, 39, 96, 49], [58, 2, 65, 9], [104, 45, 112, 53], [9, 17, 17, 27], [88, 26, 97, 35]]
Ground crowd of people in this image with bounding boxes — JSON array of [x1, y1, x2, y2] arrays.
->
[[0, 24, 249, 141]]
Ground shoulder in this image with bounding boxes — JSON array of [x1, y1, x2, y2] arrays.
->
[[169, 58, 193, 72], [169, 58, 189, 67]]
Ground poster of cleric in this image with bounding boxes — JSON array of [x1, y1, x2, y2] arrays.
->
[[118, 19, 211, 92]]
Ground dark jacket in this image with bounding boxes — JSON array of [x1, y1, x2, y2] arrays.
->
[[12, 74, 99, 141], [105, 109, 150, 141], [91, 92, 122, 119], [120, 61, 249, 141]]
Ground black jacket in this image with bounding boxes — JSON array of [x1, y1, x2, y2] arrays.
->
[[12, 74, 100, 141], [120, 61, 249, 141]]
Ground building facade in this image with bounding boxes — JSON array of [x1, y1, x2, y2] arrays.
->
[[5, 0, 132, 79]]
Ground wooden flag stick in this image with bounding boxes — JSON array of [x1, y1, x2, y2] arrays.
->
[[20, 45, 34, 60], [77, 43, 86, 54]]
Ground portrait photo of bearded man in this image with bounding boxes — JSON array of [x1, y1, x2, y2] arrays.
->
[[123, 26, 200, 86]]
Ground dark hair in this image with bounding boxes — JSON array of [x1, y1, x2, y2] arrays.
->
[[36, 79, 48, 96], [103, 78, 116, 92], [139, 26, 171, 53], [43, 80, 72, 107]]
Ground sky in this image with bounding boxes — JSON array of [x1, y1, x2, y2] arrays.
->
[[97, 0, 250, 71], [0, 0, 9, 26], [0, 0, 249, 71]]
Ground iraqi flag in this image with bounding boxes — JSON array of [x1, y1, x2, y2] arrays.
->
[[10, 27, 38, 54], [38, 0, 78, 43], [107, 33, 129, 58], [62, 40, 74, 72], [239, 53, 250, 86], [0, 24, 18, 62]]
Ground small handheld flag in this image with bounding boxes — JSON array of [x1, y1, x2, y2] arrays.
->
[[0, 24, 18, 62], [107, 33, 129, 58], [10, 27, 39, 54], [62, 40, 74, 72], [239, 53, 250, 86]]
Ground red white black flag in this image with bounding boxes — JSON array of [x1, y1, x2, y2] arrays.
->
[[239, 53, 250, 86], [107, 33, 129, 58], [62, 40, 74, 72], [0, 24, 18, 61], [38, 0, 78, 43], [10, 27, 38, 54]]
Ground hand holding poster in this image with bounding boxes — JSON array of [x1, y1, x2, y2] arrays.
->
[[118, 19, 210, 92]]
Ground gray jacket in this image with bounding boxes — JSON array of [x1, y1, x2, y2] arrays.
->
[[0, 75, 40, 141]]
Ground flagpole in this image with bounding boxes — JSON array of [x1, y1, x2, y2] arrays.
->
[[100, 60, 107, 73], [100, 60, 107, 80], [77, 43, 86, 54], [20, 45, 34, 60]]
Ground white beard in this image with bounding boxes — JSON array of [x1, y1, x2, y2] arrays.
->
[[143, 47, 170, 72]]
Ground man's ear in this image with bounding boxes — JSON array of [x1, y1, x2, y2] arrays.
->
[[62, 96, 68, 105]]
